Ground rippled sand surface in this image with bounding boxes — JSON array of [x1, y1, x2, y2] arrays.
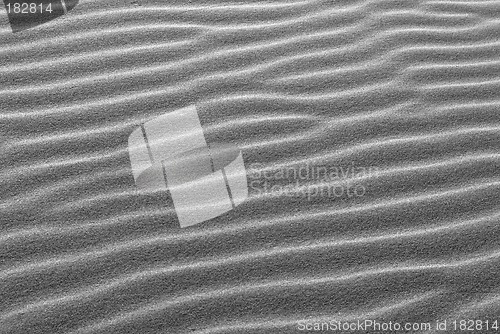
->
[[2, 0, 500, 333]]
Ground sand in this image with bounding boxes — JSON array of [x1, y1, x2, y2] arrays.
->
[[1, 0, 500, 333]]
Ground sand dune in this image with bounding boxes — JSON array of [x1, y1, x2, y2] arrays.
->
[[1, 0, 500, 333]]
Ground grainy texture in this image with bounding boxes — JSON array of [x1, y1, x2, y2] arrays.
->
[[1, 0, 500, 333]]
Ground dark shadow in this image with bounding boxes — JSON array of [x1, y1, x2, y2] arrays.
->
[[3, 0, 78, 32]]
